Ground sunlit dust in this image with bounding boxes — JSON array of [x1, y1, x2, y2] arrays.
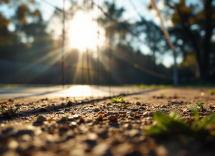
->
[[69, 11, 105, 51]]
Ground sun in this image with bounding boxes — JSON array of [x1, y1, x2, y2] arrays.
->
[[69, 11, 105, 51]]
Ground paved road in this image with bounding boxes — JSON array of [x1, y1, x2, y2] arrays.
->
[[0, 85, 145, 98]]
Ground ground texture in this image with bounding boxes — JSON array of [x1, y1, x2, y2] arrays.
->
[[0, 89, 215, 156]]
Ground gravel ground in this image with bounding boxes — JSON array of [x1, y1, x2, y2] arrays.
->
[[0, 88, 215, 156]]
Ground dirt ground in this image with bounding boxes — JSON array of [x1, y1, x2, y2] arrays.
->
[[0, 88, 215, 156]]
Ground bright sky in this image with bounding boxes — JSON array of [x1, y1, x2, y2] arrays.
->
[[2, 0, 182, 67]]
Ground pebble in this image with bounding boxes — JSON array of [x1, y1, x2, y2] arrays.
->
[[124, 129, 140, 137], [107, 103, 112, 106], [147, 117, 153, 120], [108, 116, 117, 122], [143, 112, 148, 117], [57, 111, 64, 114], [201, 108, 207, 112], [128, 116, 134, 120], [123, 123, 132, 130], [65, 108, 70, 111], [70, 122, 77, 128], [92, 143, 111, 156], [73, 114, 80, 119], [136, 102, 141, 105], [68, 117, 74, 121], [61, 117, 67, 121], [107, 111, 118, 115], [119, 111, 126, 114], [148, 112, 153, 117], [160, 105, 167, 108], [183, 108, 191, 113], [139, 106, 146, 110], [8, 140, 19, 149], [36, 116, 46, 123], [130, 108, 138, 111], [94, 108, 100, 112], [127, 112, 133, 114]]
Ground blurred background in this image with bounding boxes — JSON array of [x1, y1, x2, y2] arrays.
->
[[0, 0, 215, 89]]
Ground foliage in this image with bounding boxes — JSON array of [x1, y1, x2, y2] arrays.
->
[[110, 95, 125, 103], [0, 107, 6, 114], [0, 106, 20, 115], [13, 106, 21, 113], [146, 109, 215, 137], [146, 111, 192, 136], [148, 0, 215, 81], [209, 90, 214, 95], [196, 102, 204, 110], [160, 93, 165, 98]]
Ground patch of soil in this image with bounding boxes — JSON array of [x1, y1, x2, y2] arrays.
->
[[0, 89, 215, 156]]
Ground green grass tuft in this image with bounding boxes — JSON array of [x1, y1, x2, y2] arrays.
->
[[196, 102, 204, 110], [13, 106, 20, 113], [209, 90, 214, 95], [146, 108, 215, 137], [160, 93, 165, 98], [110, 95, 126, 103], [0, 107, 6, 114]]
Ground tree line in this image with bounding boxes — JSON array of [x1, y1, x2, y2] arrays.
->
[[0, 0, 214, 85]]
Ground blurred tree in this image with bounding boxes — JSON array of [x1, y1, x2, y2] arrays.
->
[[97, 1, 130, 43], [149, 0, 215, 81], [134, 19, 168, 67]]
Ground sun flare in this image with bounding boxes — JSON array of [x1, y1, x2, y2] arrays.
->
[[69, 11, 105, 51]]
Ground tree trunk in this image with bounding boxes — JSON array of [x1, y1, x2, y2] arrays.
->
[[201, 0, 213, 81]]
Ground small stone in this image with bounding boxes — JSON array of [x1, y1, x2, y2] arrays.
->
[[8, 99, 14, 102], [143, 112, 148, 117], [36, 116, 46, 123], [107, 103, 112, 106], [107, 111, 118, 115], [183, 108, 191, 113], [210, 105, 215, 109], [136, 102, 141, 105], [1, 104, 7, 108], [61, 117, 67, 121], [124, 129, 140, 137], [119, 111, 126, 114], [127, 112, 133, 115], [108, 116, 117, 122], [160, 105, 167, 108], [148, 112, 153, 117], [8, 140, 19, 149], [68, 117, 74, 121], [139, 106, 146, 110], [73, 114, 80, 119], [65, 108, 70, 111], [168, 101, 173, 105], [88, 133, 98, 140], [123, 123, 132, 130], [201, 108, 207, 112], [130, 108, 138, 111], [128, 116, 134, 120], [147, 117, 153, 120], [70, 122, 77, 128], [66, 101, 73, 107], [92, 143, 111, 156], [57, 111, 64, 114], [156, 145, 168, 156], [94, 108, 100, 112]]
